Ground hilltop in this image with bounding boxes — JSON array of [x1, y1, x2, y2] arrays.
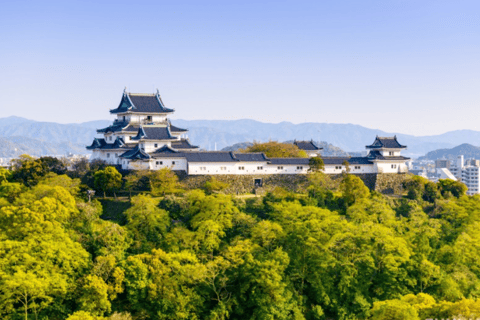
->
[[418, 143, 480, 161]]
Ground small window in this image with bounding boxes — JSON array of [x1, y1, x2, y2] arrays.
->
[[154, 144, 158, 148], [391, 164, 397, 169], [335, 166, 342, 170], [297, 166, 303, 170], [172, 161, 176, 165], [107, 153, 110, 158], [355, 166, 361, 170], [146, 116, 152, 122], [239, 166, 245, 170], [156, 161, 163, 165], [257, 166, 263, 170], [389, 151, 394, 156], [277, 166, 283, 170]]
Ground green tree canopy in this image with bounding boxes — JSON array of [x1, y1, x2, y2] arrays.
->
[[240, 141, 308, 158], [94, 167, 122, 198]]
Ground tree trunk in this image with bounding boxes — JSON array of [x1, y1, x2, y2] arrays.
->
[[104, 190, 106, 198]]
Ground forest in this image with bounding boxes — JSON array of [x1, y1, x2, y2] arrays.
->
[[2, 155, 480, 320]]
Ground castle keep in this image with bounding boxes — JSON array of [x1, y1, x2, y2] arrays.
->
[[87, 90, 410, 175]]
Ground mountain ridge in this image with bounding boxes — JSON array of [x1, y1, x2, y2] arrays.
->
[[0, 117, 478, 158]]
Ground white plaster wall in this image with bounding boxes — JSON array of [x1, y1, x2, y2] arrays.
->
[[143, 141, 170, 153], [323, 164, 376, 174], [151, 158, 187, 171], [379, 149, 402, 157], [188, 162, 240, 175], [376, 162, 408, 173]]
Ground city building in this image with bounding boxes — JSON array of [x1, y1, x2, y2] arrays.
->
[[448, 155, 480, 195], [87, 90, 410, 175]]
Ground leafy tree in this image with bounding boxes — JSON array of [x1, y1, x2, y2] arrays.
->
[[438, 179, 468, 198], [404, 175, 427, 200], [94, 167, 122, 198], [308, 156, 324, 172], [39, 156, 68, 175], [0, 181, 25, 203], [339, 174, 370, 207], [79, 275, 111, 316], [240, 141, 308, 158], [370, 299, 420, 320], [148, 167, 181, 196], [39, 173, 81, 196], [66, 311, 105, 320], [125, 194, 170, 253], [10, 154, 48, 187], [123, 170, 149, 198], [0, 167, 12, 183], [342, 159, 351, 173]]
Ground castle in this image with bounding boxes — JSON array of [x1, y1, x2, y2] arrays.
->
[[87, 90, 410, 175]]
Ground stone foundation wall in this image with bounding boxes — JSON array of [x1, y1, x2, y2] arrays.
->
[[177, 172, 408, 195], [179, 174, 309, 194], [374, 173, 408, 194]]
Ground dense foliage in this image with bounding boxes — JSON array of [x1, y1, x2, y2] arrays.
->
[[1, 156, 480, 319], [239, 141, 308, 158]]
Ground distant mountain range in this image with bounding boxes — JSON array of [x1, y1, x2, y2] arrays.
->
[[0, 116, 479, 159], [418, 144, 480, 161], [172, 119, 480, 158]]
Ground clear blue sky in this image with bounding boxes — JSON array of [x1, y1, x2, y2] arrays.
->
[[1, 0, 479, 135]]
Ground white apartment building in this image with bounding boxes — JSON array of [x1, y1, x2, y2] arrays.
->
[[449, 155, 480, 195]]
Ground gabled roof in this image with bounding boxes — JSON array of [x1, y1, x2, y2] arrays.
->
[[366, 136, 406, 149], [322, 157, 373, 165], [170, 124, 188, 132], [153, 145, 179, 154], [130, 125, 175, 141], [233, 153, 270, 162], [97, 123, 139, 134], [367, 150, 410, 161], [171, 139, 199, 149], [294, 140, 323, 151], [86, 138, 107, 150], [119, 145, 151, 160], [86, 137, 128, 150], [110, 90, 174, 114]]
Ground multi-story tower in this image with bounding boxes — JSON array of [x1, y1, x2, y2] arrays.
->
[[87, 90, 198, 165], [365, 136, 410, 173]]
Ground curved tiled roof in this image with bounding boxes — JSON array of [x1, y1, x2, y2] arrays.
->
[[119, 145, 151, 160], [110, 91, 174, 114], [294, 140, 323, 151], [367, 150, 410, 161], [366, 136, 406, 149], [170, 124, 188, 132], [171, 139, 199, 149], [86, 137, 128, 150], [130, 126, 175, 141], [97, 123, 139, 133]]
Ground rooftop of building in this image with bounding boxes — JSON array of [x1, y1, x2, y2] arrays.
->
[[110, 90, 174, 114], [366, 135, 407, 149]]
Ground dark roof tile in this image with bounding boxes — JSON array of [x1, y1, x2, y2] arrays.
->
[[294, 140, 323, 151], [110, 91, 174, 114], [233, 153, 270, 162], [366, 136, 406, 149]]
